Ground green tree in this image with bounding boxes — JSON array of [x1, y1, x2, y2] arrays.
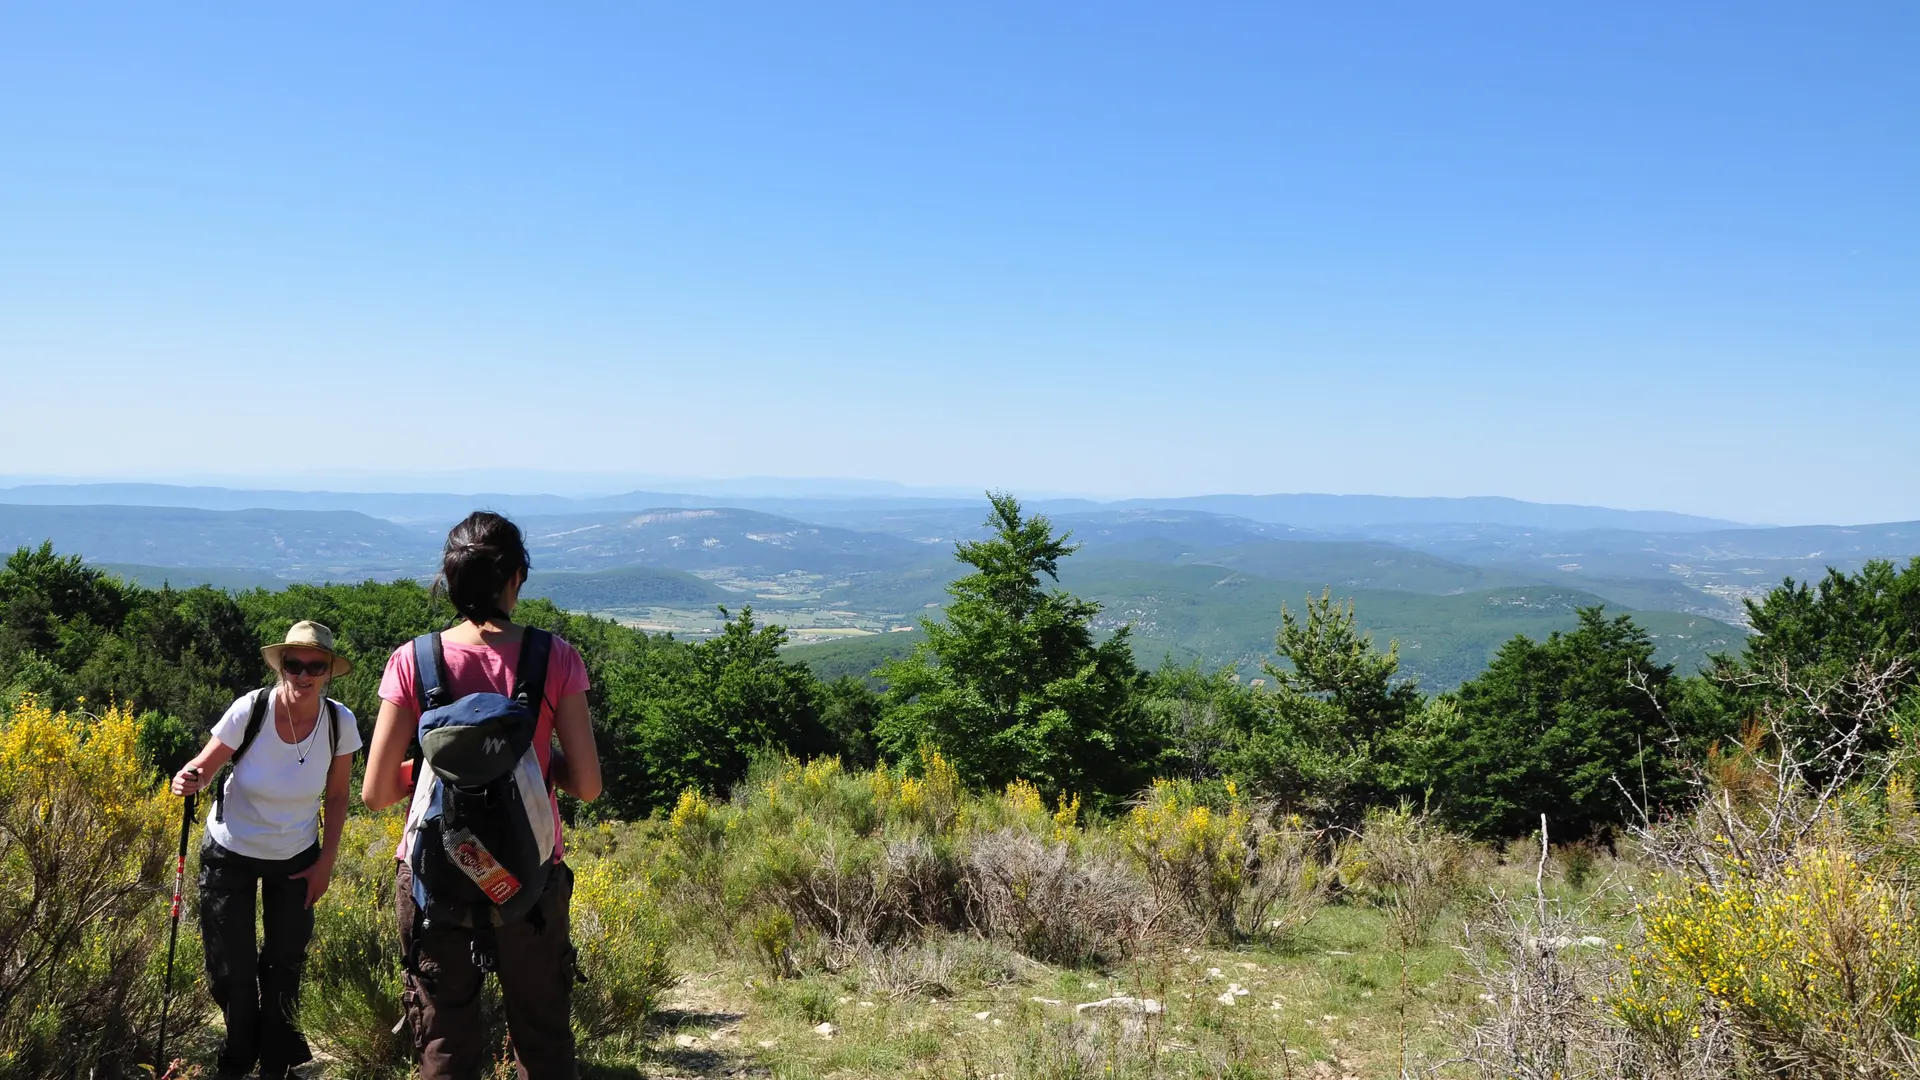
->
[[1144, 662, 1266, 784], [875, 493, 1163, 803], [1710, 557, 1920, 767], [1416, 607, 1708, 840], [1218, 589, 1423, 821], [0, 543, 133, 699], [595, 607, 834, 818]]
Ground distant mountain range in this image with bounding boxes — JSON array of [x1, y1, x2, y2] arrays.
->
[[5, 483, 1918, 687], [0, 483, 1747, 532]]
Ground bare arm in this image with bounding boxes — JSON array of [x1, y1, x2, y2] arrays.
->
[[293, 748, 355, 906], [171, 736, 235, 796], [361, 697, 417, 811], [548, 690, 601, 802]]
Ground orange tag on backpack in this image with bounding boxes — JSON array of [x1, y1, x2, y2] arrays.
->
[[445, 827, 522, 903]]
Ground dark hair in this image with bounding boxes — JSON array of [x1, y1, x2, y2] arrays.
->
[[440, 511, 531, 626]]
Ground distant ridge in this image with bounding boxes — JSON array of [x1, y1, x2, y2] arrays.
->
[[0, 483, 1750, 533], [1082, 494, 1749, 533]]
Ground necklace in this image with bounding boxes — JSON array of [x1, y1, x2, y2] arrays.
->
[[284, 688, 324, 765]]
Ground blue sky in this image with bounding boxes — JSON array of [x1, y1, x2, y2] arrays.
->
[[2, 3, 1914, 524]]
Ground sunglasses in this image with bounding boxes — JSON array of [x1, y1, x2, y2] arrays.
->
[[281, 658, 331, 677]]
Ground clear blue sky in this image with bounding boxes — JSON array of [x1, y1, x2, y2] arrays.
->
[[2, 3, 1914, 524]]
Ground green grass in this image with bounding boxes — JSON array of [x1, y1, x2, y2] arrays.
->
[[597, 902, 1482, 1079]]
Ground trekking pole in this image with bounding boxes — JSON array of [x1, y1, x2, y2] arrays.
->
[[155, 768, 197, 1074]]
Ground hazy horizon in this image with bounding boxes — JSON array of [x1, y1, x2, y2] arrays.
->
[[0, 467, 1856, 529], [4, 6, 1914, 525]]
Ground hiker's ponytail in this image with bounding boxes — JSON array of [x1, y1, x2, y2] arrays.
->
[[439, 511, 531, 626]]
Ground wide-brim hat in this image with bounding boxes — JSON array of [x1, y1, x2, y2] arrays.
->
[[262, 620, 353, 678]]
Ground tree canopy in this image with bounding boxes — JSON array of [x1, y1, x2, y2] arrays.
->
[[876, 493, 1165, 802]]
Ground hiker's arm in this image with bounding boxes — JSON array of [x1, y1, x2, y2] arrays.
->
[[293, 750, 354, 907], [171, 736, 235, 795], [361, 698, 416, 811], [550, 690, 601, 802], [318, 750, 351, 864]]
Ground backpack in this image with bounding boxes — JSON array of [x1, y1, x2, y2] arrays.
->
[[401, 629, 557, 932], [213, 687, 342, 824]]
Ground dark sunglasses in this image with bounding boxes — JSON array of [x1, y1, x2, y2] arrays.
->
[[281, 658, 331, 677]]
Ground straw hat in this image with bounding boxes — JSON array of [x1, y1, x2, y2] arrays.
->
[[261, 620, 353, 678]]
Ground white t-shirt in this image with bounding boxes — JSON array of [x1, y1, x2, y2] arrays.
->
[[205, 689, 363, 861]]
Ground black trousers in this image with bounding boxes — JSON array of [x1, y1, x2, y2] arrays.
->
[[198, 834, 319, 1075], [397, 861, 577, 1080]]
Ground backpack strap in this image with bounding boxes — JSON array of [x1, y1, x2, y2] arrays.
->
[[214, 688, 273, 824], [413, 632, 452, 714], [511, 628, 554, 717], [325, 698, 341, 759]]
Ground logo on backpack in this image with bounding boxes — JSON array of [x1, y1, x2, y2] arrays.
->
[[401, 629, 556, 929]]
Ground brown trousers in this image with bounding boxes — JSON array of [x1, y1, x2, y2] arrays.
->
[[396, 861, 577, 1080]]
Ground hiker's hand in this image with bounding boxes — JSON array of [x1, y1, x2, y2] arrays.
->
[[171, 766, 204, 796], [292, 856, 334, 908]]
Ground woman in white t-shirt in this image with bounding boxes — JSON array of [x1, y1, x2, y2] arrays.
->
[[171, 620, 363, 1080]]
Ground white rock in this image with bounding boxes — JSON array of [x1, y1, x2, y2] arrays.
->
[[1031, 996, 1064, 1006], [974, 1011, 992, 1021], [1206, 967, 1224, 979], [1579, 935, 1608, 948], [1074, 996, 1164, 1015], [814, 1022, 836, 1038], [674, 1034, 700, 1048], [757, 1039, 777, 1049], [1216, 990, 1238, 1006], [859, 1001, 874, 1008]]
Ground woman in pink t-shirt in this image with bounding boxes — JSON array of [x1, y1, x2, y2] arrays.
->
[[361, 511, 601, 1080]]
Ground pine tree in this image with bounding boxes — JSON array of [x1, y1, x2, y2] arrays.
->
[[875, 492, 1163, 802]]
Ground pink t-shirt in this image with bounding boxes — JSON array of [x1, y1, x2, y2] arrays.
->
[[378, 633, 591, 860]]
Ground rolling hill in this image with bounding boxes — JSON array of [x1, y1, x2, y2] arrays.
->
[[522, 566, 729, 608], [517, 509, 945, 574], [0, 504, 437, 576], [787, 560, 1747, 689]]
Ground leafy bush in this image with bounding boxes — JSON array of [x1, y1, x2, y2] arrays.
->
[[1340, 804, 1473, 946], [0, 698, 180, 1077], [1616, 843, 1920, 1077], [963, 830, 1165, 965], [299, 816, 409, 1080], [1115, 779, 1329, 944]]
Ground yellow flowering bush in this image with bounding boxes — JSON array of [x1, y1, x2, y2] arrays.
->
[[0, 697, 179, 1076], [1616, 845, 1920, 1075], [568, 857, 676, 1046], [1118, 779, 1257, 939]]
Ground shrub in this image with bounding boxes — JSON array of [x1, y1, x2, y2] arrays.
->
[[1237, 812, 1332, 943], [0, 698, 179, 1077], [1118, 779, 1250, 940], [1115, 779, 1328, 944], [963, 830, 1169, 966], [1616, 843, 1920, 1077], [1340, 804, 1473, 946], [568, 859, 677, 1046], [300, 816, 409, 1080]]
